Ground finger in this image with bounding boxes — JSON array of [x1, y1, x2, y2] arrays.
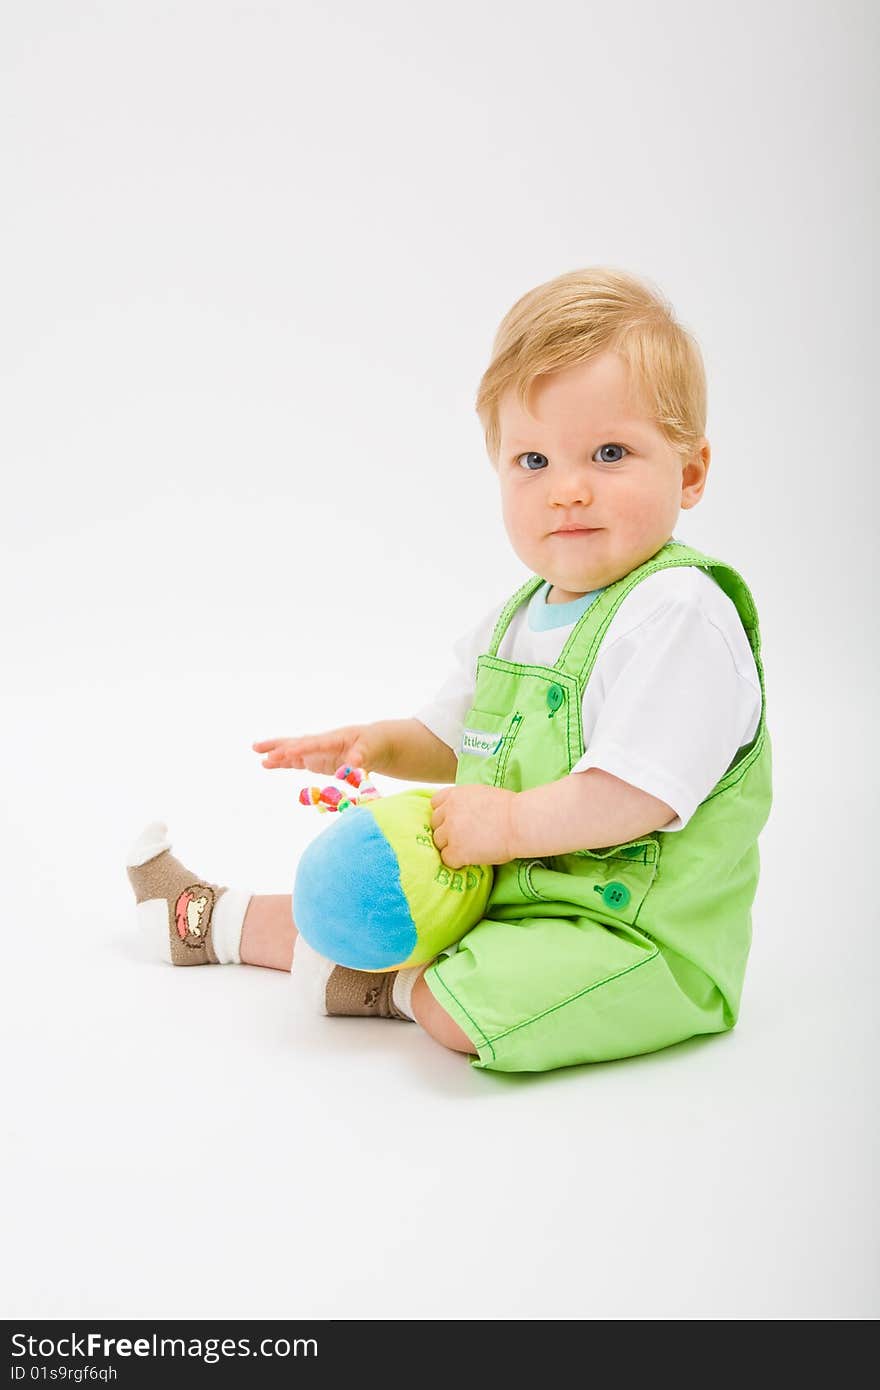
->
[[255, 738, 310, 755], [431, 787, 450, 808], [266, 745, 306, 766], [306, 752, 338, 772], [431, 806, 445, 828]]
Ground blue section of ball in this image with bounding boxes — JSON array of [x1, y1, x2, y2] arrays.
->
[[292, 806, 418, 971]]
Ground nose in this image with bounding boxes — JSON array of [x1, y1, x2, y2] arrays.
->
[[549, 465, 594, 508]]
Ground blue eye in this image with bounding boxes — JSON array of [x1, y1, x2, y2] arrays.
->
[[515, 444, 629, 470], [595, 444, 628, 464]]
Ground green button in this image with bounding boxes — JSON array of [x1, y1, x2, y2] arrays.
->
[[546, 683, 565, 714], [602, 881, 631, 910]]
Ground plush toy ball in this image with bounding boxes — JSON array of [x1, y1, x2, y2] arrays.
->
[[292, 787, 493, 972]]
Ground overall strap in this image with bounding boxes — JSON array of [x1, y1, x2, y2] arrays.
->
[[486, 573, 546, 656], [553, 540, 765, 691]]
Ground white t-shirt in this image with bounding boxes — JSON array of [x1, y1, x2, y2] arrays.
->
[[414, 561, 763, 833]]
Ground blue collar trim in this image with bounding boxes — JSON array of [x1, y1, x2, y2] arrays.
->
[[527, 581, 605, 631]]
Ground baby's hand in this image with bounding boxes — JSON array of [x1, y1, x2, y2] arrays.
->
[[430, 784, 517, 869], [252, 725, 384, 777]]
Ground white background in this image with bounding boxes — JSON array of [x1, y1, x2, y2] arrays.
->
[[2, 0, 877, 1320]]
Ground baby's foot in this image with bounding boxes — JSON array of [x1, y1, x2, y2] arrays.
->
[[126, 821, 250, 965], [291, 934, 415, 1020]]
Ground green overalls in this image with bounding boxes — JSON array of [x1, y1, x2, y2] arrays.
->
[[423, 540, 773, 1073]]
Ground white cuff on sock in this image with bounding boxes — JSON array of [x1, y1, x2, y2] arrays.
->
[[391, 965, 424, 1022], [136, 899, 173, 964], [290, 935, 336, 1015], [127, 821, 172, 868], [211, 890, 252, 964]]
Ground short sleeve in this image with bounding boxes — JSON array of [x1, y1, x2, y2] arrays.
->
[[571, 599, 762, 831]]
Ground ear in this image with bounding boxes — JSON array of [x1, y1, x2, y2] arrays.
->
[[680, 438, 711, 510]]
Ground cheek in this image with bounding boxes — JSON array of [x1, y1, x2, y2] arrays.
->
[[499, 485, 523, 534], [613, 483, 665, 533], [499, 488, 538, 557]]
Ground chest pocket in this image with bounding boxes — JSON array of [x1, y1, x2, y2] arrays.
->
[[455, 658, 581, 793], [456, 707, 524, 789]]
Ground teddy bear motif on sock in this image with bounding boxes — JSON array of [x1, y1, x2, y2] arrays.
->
[[126, 821, 249, 966]]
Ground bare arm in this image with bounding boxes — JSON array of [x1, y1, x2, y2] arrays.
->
[[370, 718, 458, 783], [507, 768, 677, 858], [253, 718, 456, 783]]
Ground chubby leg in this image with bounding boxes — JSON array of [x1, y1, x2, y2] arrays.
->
[[126, 823, 296, 973], [126, 822, 475, 1053], [410, 967, 477, 1055], [244, 906, 474, 1051], [241, 896, 475, 1052], [240, 894, 298, 971]]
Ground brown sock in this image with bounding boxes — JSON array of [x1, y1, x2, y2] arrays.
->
[[325, 964, 410, 1019], [125, 821, 243, 966]]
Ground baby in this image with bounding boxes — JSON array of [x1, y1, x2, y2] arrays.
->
[[126, 266, 772, 1074]]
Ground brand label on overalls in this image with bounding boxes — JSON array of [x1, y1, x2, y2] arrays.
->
[[461, 728, 504, 758]]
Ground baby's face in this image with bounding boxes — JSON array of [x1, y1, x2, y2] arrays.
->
[[495, 351, 709, 600]]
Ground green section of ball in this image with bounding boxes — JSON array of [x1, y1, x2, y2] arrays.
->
[[368, 788, 494, 967]]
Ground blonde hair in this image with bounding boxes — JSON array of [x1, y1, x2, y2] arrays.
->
[[476, 267, 707, 466]]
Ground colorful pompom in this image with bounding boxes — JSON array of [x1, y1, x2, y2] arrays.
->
[[335, 765, 367, 788], [299, 767, 380, 815]]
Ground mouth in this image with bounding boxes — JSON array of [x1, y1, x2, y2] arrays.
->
[[551, 526, 601, 535]]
